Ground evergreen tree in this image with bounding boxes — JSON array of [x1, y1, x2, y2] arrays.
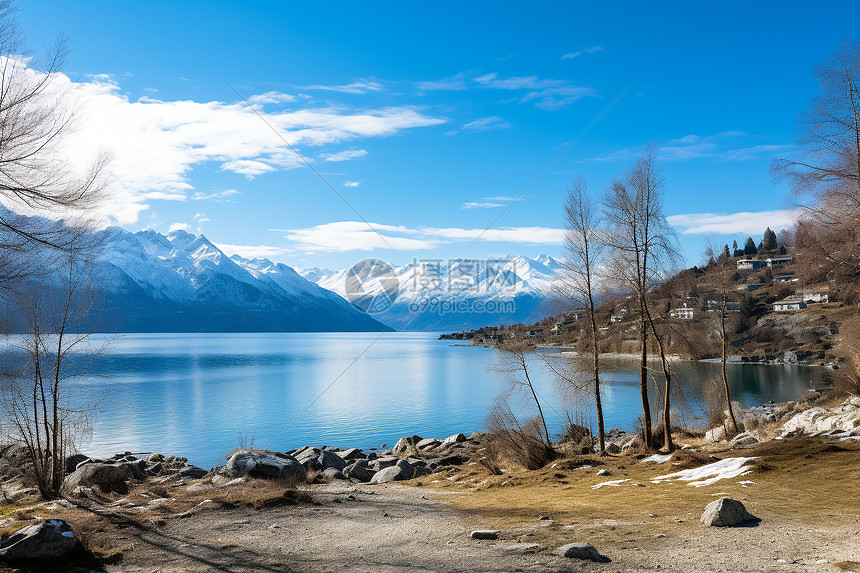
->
[[721, 244, 731, 260], [732, 239, 738, 252], [743, 236, 758, 256], [762, 227, 778, 251]]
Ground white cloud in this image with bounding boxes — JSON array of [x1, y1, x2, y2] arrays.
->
[[193, 189, 239, 201], [667, 209, 801, 235], [446, 115, 513, 135], [417, 71, 596, 109], [279, 221, 564, 252], [168, 222, 189, 233], [343, 181, 361, 187], [214, 243, 291, 259], [193, 212, 210, 224], [9, 60, 444, 225], [320, 149, 368, 162], [248, 91, 296, 105], [220, 159, 277, 177], [562, 45, 604, 59], [302, 80, 383, 94], [584, 132, 790, 163], [462, 201, 504, 209]]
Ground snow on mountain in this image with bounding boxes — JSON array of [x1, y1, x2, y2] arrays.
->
[[86, 227, 390, 332], [309, 255, 569, 331]]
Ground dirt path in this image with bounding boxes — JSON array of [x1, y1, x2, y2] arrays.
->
[[80, 479, 859, 573], [95, 483, 574, 573]]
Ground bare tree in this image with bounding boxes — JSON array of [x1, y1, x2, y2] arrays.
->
[[0, 0, 107, 286], [603, 146, 680, 450], [559, 176, 606, 453], [495, 340, 552, 449], [702, 243, 740, 433], [2, 248, 105, 499]]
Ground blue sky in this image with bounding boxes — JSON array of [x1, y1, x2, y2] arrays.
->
[[17, 1, 860, 270]]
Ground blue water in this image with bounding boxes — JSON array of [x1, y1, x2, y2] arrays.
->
[[65, 332, 828, 467]]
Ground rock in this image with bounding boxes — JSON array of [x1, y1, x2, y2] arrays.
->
[[780, 396, 860, 438], [318, 450, 347, 472], [416, 438, 441, 451], [596, 469, 611, 476], [392, 435, 422, 454], [442, 433, 467, 446], [338, 448, 365, 461], [730, 432, 759, 447], [605, 443, 621, 454], [412, 466, 432, 478], [177, 465, 208, 479], [293, 447, 322, 470], [64, 454, 89, 475], [369, 465, 405, 484], [621, 434, 643, 452], [558, 542, 609, 562], [222, 450, 306, 483], [323, 467, 346, 480], [700, 497, 760, 527], [395, 459, 414, 480], [705, 425, 727, 443], [343, 460, 377, 482], [503, 542, 540, 553], [0, 520, 77, 561], [470, 530, 499, 540], [65, 462, 133, 493], [369, 456, 399, 471]]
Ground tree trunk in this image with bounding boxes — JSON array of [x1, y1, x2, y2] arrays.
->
[[721, 310, 740, 433], [590, 304, 605, 453], [639, 297, 652, 448]]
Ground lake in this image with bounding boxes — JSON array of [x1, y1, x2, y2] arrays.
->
[[58, 332, 828, 467]]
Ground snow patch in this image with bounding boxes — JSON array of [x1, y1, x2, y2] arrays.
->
[[592, 479, 631, 490], [651, 457, 757, 487], [639, 454, 672, 464]]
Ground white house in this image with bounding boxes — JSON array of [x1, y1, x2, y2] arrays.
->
[[669, 302, 694, 320], [737, 259, 767, 271], [773, 297, 807, 312]]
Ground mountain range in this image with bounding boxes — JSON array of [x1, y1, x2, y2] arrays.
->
[[80, 228, 390, 332], [299, 255, 569, 331], [3, 218, 570, 332]]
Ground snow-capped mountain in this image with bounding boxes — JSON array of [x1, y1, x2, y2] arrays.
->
[[61, 228, 390, 332], [301, 255, 569, 331]]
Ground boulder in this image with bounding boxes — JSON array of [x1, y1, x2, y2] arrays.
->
[[293, 447, 322, 470], [369, 456, 399, 471], [700, 497, 760, 527], [65, 462, 133, 493], [470, 530, 499, 540], [222, 450, 306, 483], [318, 450, 347, 472], [442, 433, 467, 446], [0, 520, 77, 561], [558, 542, 609, 562], [395, 459, 414, 480], [705, 425, 727, 443], [343, 460, 376, 482], [416, 438, 441, 451], [177, 465, 208, 479], [369, 465, 405, 484], [392, 435, 422, 454], [323, 467, 346, 480], [338, 448, 365, 461], [730, 432, 759, 447]]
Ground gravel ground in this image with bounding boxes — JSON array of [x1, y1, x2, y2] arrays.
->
[[94, 481, 859, 573]]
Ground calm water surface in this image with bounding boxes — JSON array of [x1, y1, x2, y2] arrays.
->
[[69, 332, 828, 466]]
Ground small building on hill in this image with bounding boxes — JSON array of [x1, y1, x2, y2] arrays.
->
[[669, 302, 694, 320], [773, 297, 807, 312], [737, 259, 767, 271]]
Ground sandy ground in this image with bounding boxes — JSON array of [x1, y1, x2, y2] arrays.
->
[[55, 478, 858, 573]]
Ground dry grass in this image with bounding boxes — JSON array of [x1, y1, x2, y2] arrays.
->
[[418, 436, 860, 548]]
